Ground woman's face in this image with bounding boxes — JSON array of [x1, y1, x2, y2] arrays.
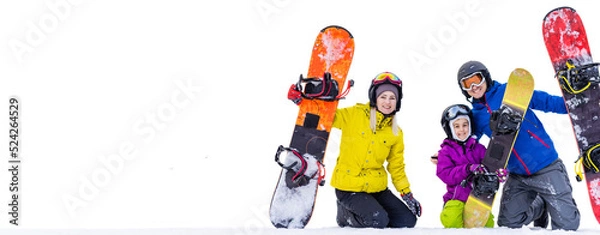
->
[[376, 91, 397, 115]]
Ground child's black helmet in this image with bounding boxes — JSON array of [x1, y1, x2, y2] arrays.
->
[[441, 104, 474, 140]]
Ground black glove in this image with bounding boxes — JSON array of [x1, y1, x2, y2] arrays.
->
[[489, 107, 522, 134], [489, 109, 501, 133]]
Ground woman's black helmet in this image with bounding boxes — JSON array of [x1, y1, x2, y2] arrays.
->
[[368, 72, 403, 113]]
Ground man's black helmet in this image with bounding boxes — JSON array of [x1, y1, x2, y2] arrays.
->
[[457, 60, 492, 99]]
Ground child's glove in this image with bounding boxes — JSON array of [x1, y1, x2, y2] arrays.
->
[[468, 164, 488, 175], [495, 168, 509, 183]]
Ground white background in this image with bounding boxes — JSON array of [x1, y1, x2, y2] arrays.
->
[[2, 0, 600, 234]]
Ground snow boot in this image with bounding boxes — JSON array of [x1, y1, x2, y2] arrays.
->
[[534, 207, 549, 228], [533, 198, 549, 229]]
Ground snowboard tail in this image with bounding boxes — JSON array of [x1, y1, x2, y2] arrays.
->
[[463, 68, 535, 228], [270, 25, 354, 229], [543, 6, 600, 224]]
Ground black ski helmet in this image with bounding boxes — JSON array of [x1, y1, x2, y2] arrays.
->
[[456, 60, 492, 99], [368, 72, 403, 113], [440, 104, 474, 140]]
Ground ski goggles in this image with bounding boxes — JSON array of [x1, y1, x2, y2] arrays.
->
[[373, 72, 402, 86], [444, 104, 470, 121], [460, 72, 485, 91]]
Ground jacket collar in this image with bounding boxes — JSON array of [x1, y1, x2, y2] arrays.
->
[[473, 80, 500, 107], [375, 111, 393, 128], [360, 103, 393, 129], [442, 136, 477, 149]]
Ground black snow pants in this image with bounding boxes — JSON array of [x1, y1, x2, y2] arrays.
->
[[497, 159, 580, 230], [335, 188, 417, 228]]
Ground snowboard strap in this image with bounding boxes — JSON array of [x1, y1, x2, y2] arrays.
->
[[274, 145, 307, 182], [296, 72, 353, 101], [274, 145, 327, 187], [337, 79, 354, 100], [556, 60, 600, 94], [316, 160, 326, 187], [574, 144, 600, 182]]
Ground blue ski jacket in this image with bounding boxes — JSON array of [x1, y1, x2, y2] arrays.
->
[[471, 81, 567, 175]]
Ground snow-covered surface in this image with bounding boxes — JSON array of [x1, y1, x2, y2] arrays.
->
[[2, 0, 600, 234]]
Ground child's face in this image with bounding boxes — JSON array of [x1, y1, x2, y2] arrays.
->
[[452, 118, 470, 141]]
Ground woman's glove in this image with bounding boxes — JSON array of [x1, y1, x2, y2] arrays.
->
[[401, 192, 422, 217]]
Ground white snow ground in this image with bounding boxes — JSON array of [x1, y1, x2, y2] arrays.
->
[[2, 0, 600, 234]]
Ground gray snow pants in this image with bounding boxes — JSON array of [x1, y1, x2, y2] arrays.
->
[[497, 159, 580, 230]]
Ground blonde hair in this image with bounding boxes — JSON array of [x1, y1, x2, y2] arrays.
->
[[370, 108, 400, 136]]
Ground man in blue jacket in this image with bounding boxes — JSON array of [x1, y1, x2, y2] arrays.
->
[[456, 60, 580, 230]]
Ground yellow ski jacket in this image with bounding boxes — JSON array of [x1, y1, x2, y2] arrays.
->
[[330, 103, 411, 194]]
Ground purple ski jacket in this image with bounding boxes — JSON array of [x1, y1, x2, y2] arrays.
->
[[436, 137, 487, 204]]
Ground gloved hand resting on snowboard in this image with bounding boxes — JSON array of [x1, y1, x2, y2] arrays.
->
[[495, 168, 509, 183], [469, 164, 509, 183], [468, 164, 488, 175]]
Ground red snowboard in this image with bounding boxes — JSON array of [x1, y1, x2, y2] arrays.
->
[[543, 6, 600, 224]]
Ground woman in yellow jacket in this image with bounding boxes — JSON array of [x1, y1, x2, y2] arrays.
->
[[331, 72, 420, 228]]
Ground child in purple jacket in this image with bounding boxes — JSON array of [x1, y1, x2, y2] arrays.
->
[[436, 104, 501, 228]]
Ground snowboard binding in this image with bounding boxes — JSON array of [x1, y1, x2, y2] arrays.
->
[[295, 72, 354, 101], [556, 60, 600, 94], [574, 144, 600, 182], [274, 145, 326, 188], [490, 106, 522, 135], [461, 169, 500, 198], [472, 173, 500, 198]]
